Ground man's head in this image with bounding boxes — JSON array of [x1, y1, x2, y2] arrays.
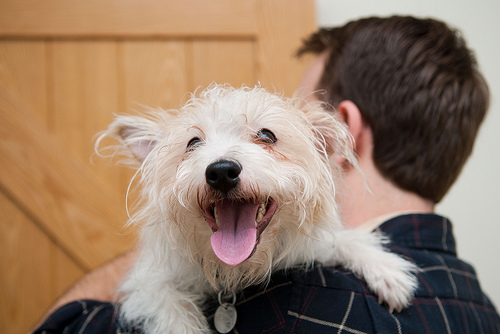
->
[[297, 16, 489, 203]]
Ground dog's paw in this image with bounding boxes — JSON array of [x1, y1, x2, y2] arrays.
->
[[364, 252, 418, 312], [329, 229, 418, 312]]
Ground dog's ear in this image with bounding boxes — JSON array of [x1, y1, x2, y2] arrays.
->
[[103, 114, 163, 162], [304, 106, 356, 165]]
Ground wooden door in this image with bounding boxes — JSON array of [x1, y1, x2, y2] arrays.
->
[[0, 1, 316, 332]]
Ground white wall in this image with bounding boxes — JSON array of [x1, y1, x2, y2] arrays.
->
[[315, 0, 500, 308]]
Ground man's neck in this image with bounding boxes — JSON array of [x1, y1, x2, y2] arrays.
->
[[330, 101, 434, 229], [338, 160, 435, 229]]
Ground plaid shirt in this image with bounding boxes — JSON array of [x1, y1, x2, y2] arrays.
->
[[35, 214, 500, 333]]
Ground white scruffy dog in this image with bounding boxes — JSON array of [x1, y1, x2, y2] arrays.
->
[[99, 85, 417, 333]]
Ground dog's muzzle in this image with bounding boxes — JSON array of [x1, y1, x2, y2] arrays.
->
[[204, 159, 277, 266]]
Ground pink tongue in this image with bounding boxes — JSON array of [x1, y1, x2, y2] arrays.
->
[[210, 199, 259, 266]]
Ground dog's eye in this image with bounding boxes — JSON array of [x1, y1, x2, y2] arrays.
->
[[187, 137, 202, 151], [256, 129, 277, 144]]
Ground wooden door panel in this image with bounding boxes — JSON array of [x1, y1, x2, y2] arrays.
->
[[48, 40, 128, 195], [49, 41, 120, 159], [254, 0, 316, 95], [0, 192, 84, 333], [191, 40, 256, 89], [122, 40, 189, 110], [0, 87, 133, 270], [0, 0, 258, 38], [0, 1, 316, 331], [0, 41, 49, 126]]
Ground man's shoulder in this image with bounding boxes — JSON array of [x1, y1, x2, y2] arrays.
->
[[378, 214, 492, 303], [231, 214, 500, 333], [231, 265, 376, 333]]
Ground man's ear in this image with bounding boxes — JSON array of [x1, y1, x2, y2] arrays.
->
[[333, 100, 365, 165], [304, 104, 356, 166], [337, 100, 363, 148]]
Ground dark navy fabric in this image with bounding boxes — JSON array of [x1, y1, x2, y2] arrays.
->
[[34, 299, 126, 334], [34, 214, 500, 333]]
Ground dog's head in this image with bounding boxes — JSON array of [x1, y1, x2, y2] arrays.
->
[[101, 85, 355, 290]]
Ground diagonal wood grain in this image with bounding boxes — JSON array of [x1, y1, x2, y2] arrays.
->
[[0, 86, 134, 270], [0, 192, 85, 334]]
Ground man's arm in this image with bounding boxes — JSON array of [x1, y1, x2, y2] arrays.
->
[[33, 250, 137, 330]]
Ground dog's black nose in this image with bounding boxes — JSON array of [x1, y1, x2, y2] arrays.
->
[[205, 160, 242, 193]]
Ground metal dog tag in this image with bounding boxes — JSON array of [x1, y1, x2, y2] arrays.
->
[[214, 303, 237, 333], [214, 291, 237, 333]]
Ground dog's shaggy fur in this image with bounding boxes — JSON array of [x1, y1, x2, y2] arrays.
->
[[99, 85, 418, 333]]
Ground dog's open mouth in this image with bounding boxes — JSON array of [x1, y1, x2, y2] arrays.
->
[[203, 198, 277, 266]]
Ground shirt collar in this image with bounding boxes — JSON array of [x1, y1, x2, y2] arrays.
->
[[375, 213, 457, 255], [357, 211, 421, 233]]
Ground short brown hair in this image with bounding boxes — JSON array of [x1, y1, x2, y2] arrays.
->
[[297, 16, 489, 203]]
